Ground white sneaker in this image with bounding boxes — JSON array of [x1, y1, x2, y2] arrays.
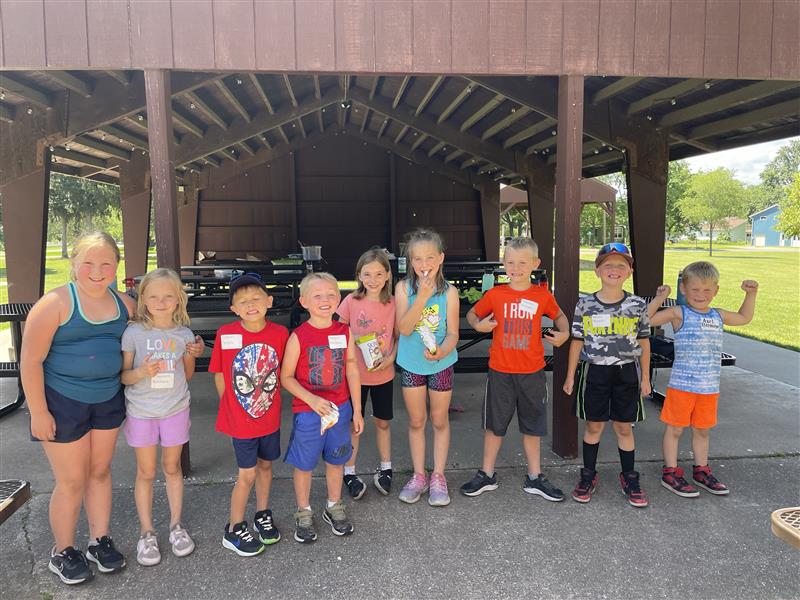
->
[[169, 523, 195, 557], [136, 531, 161, 567]]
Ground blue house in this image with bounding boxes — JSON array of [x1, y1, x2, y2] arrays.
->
[[750, 205, 800, 247]]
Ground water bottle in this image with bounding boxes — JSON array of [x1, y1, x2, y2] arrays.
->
[[398, 257, 407, 275], [676, 270, 686, 305], [481, 270, 495, 292]]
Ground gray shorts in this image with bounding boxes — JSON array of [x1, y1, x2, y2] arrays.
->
[[483, 369, 548, 437]]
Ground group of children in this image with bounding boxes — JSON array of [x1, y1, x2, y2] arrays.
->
[[112, 229, 758, 569]]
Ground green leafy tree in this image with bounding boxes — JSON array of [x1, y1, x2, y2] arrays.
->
[[49, 174, 120, 257], [760, 139, 800, 206], [666, 161, 692, 239], [597, 172, 629, 243], [776, 173, 800, 239], [679, 168, 747, 256], [741, 183, 772, 217]]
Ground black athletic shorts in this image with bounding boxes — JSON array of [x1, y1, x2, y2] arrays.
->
[[352, 380, 394, 421], [574, 361, 645, 423], [31, 385, 126, 443], [483, 369, 548, 436]]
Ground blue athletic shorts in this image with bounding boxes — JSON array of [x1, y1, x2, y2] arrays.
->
[[31, 385, 126, 443], [284, 400, 353, 471], [231, 429, 281, 469]]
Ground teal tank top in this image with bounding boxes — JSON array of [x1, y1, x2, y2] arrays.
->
[[396, 281, 458, 376], [43, 282, 129, 404]]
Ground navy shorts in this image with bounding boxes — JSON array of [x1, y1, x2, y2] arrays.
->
[[231, 430, 281, 469], [285, 400, 353, 471], [31, 386, 126, 443]]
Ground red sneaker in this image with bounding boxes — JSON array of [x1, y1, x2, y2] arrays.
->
[[693, 465, 730, 495], [661, 466, 700, 498], [571, 468, 598, 503], [619, 471, 649, 507]]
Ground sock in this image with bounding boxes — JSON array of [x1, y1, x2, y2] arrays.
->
[[380, 461, 392, 471], [88, 538, 99, 547], [528, 473, 540, 480], [484, 471, 495, 478], [583, 441, 600, 472], [343, 466, 356, 476], [619, 448, 635, 473], [326, 499, 337, 509], [299, 505, 311, 512]]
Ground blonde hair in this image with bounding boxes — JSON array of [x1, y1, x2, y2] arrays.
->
[[69, 231, 121, 281], [405, 228, 448, 295], [299, 272, 339, 297], [351, 248, 393, 303], [505, 236, 539, 258], [135, 268, 190, 329], [682, 261, 720, 285]]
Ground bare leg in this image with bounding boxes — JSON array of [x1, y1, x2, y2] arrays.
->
[[84, 428, 120, 540], [345, 422, 360, 470], [161, 445, 184, 528], [254, 459, 273, 512], [229, 467, 255, 525], [522, 434, 542, 476], [326, 463, 344, 503], [133, 446, 158, 534], [612, 421, 635, 452], [583, 420, 606, 444], [662, 425, 684, 468], [429, 389, 452, 475], [691, 427, 711, 466], [293, 469, 313, 508], [374, 417, 391, 463], [481, 430, 504, 475], [402, 386, 428, 475], [42, 435, 90, 551]]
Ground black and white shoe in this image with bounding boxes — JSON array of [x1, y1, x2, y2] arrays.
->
[[223, 521, 264, 556], [373, 468, 393, 495], [49, 546, 93, 585], [322, 501, 354, 536], [85, 536, 126, 573], [460, 470, 499, 497], [254, 509, 281, 545], [523, 474, 565, 502], [344, 474, 367, 500]]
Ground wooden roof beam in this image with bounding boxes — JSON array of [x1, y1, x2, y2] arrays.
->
[[360, 107, 370, 133], [427, 141, 446, 157], [444, 149, 464, 164], [591, 77, 643, 105], [102, 125, 148, 151], [256, 133, 272, 150], [221, 148, 239, 161], [369, 76, 382, 100], [216, 79, 251, 123], [410, 132, 428, 152], [236, 141, 256, 156], [687, 98, 800, 140], [75, 135, 132, 161], [460, 94, 504, 132], [44, 71, 93, 98], [394, 125, 409, 144], [0, 103, 14, 123], [376, 117, 390, 139], [339, 105, 348, 129], [313, 76, 322, 100], [185, 91, 228, 130], [295, 118, 307, 139], [482, 106, 531, 141], [172, 106, 205, 138], [669, 131, 715, 152], [277, 126, 290, 144], [249, 74, 275, 114], [283, 75, 298, 108], [627, 79, 713, 115], [53, 147, 108, 169], [416, 76, 444, 116], [202, 154, 221, 167], [105, 71, 131, 85], [437, 82, 474, 124], [393, 76, 412, 109], [316, 110, 325, 134], [0, 74, 52, 109]]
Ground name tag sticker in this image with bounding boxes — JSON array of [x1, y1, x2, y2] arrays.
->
[[700, 318, 720, 330], [591, 314, 612, 328], [220, 334, 243, 350], [328, 335, 347, 349], [519, 299, 539, 316], [151, 373, 175, 389]]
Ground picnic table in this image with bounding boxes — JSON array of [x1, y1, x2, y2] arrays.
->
[[0, 303, 32, 418], [0, 479, 30, 525]]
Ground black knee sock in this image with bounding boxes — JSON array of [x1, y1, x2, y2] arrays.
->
[[619, 448, 635, 474], [583, 441, 600, 472]]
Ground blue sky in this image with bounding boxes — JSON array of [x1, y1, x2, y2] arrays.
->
[[681, 136, 798, 185]]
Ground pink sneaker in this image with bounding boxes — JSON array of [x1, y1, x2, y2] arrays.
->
[[428, 473, 451, 507], [398, 473, 429, 504]]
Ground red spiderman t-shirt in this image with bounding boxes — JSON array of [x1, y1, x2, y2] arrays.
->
[[210, 320, 289, 438], [291, 320, 350, 413]]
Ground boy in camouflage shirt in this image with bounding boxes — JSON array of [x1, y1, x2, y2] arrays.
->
[[563, 243, 651, 507]]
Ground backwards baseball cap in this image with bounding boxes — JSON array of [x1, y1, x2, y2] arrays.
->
[[595, 242, 634, 267], [229, 271, 269, 304]]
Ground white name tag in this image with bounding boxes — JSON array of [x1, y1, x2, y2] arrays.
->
[[591, 314, 612, 328], [151, 373, 175, 389], [328, 334, 347, 349], [220, 334, 243, 350], [519, 299, 539, 316], [700, 317, 721, 330]]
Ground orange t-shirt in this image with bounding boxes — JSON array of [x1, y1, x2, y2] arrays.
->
[[471, 284, 561, 373]]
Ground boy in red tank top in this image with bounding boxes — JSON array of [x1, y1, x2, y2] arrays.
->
[[282, 273, 363, 544]]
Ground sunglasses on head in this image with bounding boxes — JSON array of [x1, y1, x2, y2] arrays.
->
[[597, 242, 630, 256], [231, 271, 263, 282]]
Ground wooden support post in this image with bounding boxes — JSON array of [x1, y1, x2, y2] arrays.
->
[[288, 152, 298, 248], [552, 75, 583, 459], [625, 132, 669, 296], [478, 181, 501, 261], [144, 70, 180, 270], [522, 159, 556, 282], [178, 179, 199, 267], [119, 152, 151, 278], [389, 153, 398, 254]]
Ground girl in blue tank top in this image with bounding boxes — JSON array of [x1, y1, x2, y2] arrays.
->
[[395, 229, 460, 507], [21, 232, 135, 585]]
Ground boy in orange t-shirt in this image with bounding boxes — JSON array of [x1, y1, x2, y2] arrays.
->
[[459, 237, 571, 501]]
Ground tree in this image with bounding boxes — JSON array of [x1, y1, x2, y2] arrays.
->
[[776, 173, 800, 239], [49, 174, 120, 257], [679, 168, 746, 256], [760, 139, 800, 207], [666, 161, 692, 239]]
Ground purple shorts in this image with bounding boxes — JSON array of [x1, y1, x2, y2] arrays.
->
[[400, 366, 454, 392], [123, 407, 191, 448]]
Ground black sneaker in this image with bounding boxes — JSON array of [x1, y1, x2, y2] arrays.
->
[[460, 470, 499, 497], [322, 500, 354, 536], [523, 474, 565, 502], [85, 536, 126, 573], [253, 509, 281, 545], [294, 508, 318, 544], [344, 474, 367, 500], [49, 546, 93, 585], [373, 468, 393, 495], [222, 521, 264, 556]]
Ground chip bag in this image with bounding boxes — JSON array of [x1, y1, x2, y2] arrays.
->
[[320, 402, 339, 435], [356, 333, 383, 371]]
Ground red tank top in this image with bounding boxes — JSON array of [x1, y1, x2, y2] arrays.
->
[[292, 321, 350, 413]]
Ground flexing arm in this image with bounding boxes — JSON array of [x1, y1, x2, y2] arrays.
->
[[718, 280, 758, 326]]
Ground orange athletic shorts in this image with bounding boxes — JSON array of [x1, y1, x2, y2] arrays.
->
[[660, 387, 719, 429]]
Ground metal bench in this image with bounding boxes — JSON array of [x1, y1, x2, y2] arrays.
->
[[0, 303, 33, 418], [0, 479, 31, 525]]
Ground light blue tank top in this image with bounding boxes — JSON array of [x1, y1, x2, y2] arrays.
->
[[396, 281, 458, 376], [668, 305, 723, 394], [43, 282, 129, 403]]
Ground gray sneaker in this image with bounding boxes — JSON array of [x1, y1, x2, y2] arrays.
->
[[322, 500, 354, 536], [294, 508, 318, 544], [136, 531, 161, 567], [169, 523, 195, 557]]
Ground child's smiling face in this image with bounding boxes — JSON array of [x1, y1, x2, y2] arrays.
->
[[74, 244, 118, 292], [503, 246, 540, 286], [594, 255, 632, 288], [680, 276, 719, 311], [410, 241, 444, 279], [359, 261, 390, 296], [301, 279, 340, 319], [142, 277, 179, 323], [230, 286, 272, 323]]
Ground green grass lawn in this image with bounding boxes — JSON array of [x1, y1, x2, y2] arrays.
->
[[578, 246, 800, 351]]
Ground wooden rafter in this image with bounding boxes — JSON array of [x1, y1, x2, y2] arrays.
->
[[393, 76, 412, 109], [410, 133, 428, 152], [590, 77, 643, 105], [687, 98, 800, 140], [313, 76, 322, 100], [185, 90, 228, 130], [44, 71, 93, 98], [105, 71, 131, 85], [376, 117, 390, 139], [437, 82, 473, 124], [216, 79, 251, 123], [369, 76, 381, 100], [295, 117, 307, 139], [427, 141, 446, 158], [283, 74, 298, 108], [482, 106, 531, 141], [236, 141, 255, 156], [0, 74, 52, 108], [102, 125, 148, 151], [460, 94, 504, 132], [416, 76, 444, 116], [277, 126, 290, 144], [626, 79, 709, 115], [316, 110, 325, 134], [172, 106, 205, 138], [75, 135, 132, 161], [360, 108, 371, 133], [249, 74, 275, 114], [444, 148, 464, 164], [53, 147, 107, 169], [394, 125, 409, 144]]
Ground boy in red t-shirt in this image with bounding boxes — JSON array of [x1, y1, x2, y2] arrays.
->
[[210, 274, 289, 557], [459, 237, 571, 501], [282, 273, 363, 544]]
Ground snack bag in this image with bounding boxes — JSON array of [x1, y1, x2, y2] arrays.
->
[[356, 333, 383, 370], [320, 402, 339, 435], [416, 305, 440, 355]]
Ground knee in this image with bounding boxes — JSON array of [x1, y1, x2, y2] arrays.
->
[[57, 473, 87, 495], [237, 468, 256, 486], [692, 427, 710, 439], [612, 422, 633, 437], [430, 412, 449, 431], [585, 421, 604, 435], [90, 463, 112, 483], [374, 418, 390, 431], [665, 425, 684, 438], [408, 415, 427, 430], [160, 458, 182, 478], [256, 460, 273, 474], [137, 463, 157, 482]]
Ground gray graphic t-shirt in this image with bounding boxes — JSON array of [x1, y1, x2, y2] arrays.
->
[[121, 323, 195, 418], [571, 292, 650, 365]]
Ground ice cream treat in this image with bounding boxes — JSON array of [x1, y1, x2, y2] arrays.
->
[[416, 305, 440, 355], [356, 333, 384, 370], [320, 402, 339, 434]]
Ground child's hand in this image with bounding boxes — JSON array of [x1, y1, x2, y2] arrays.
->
[[352, 412, 364, 436], [186, 336, 205, 358], [562, 378, 574, 395], [139, 354, 161, 378], [423, 348, 440, 361], [640, 378, 652, 397], [741, 280, 759, 294], [474, 313, 498, 333], [544, 328, 570, 347], [30, 410, 56, 441], [655, 284, 671, 299], [309, 396, 335, 417], [417, 272, 436, 301], [372, 355, 395, 371]]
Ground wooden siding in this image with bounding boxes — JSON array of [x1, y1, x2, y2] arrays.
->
[[0, 0, 795, 79]]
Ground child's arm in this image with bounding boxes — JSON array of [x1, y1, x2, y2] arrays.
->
[[425, 285, 460, 361], [214, 372, 225, 398], [280, 333, 335, 417], [647, 285, 683, 329], [562, 339, 583, 395], [346, 335, 364, 435], [543, 311, 570, 347], [638, 337, 652, 397], [121, 351, 160, 385], [395, 279, 435, 336], [182, 335, 204, 381], [466, 305, 497, 333], [718, 280, 758, 326]]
